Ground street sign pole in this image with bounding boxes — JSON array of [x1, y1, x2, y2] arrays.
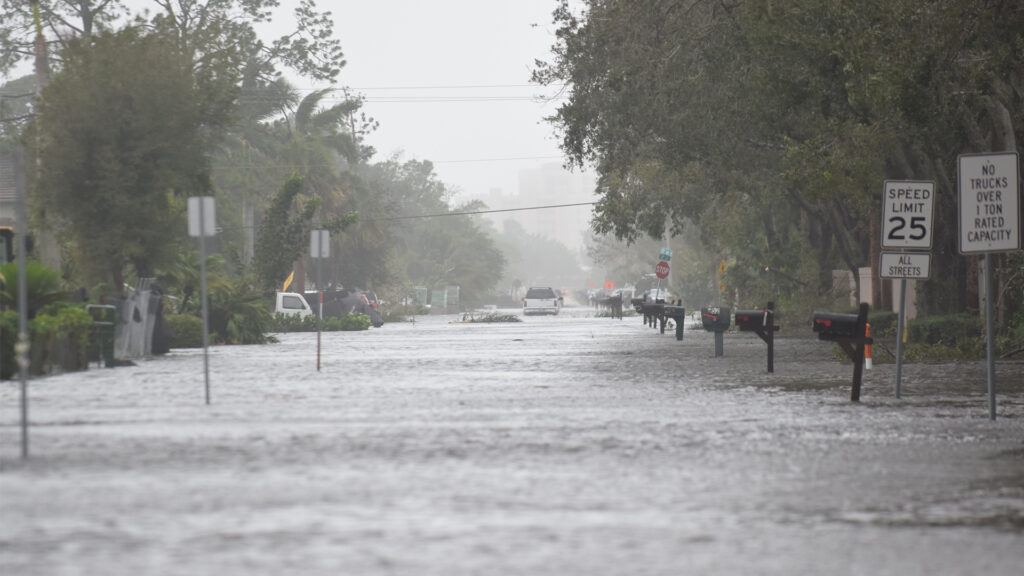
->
[[895, 276, 907, 398], [984, 253, 996, 419], [879, 251, 931, 397], [12, 149, 30, 458], [958, 152, 1020, 421], [311, 230, 329, 372], [200, 218, 209, 404], [189, 197, 216, 405], [881, 180, 935, 400]]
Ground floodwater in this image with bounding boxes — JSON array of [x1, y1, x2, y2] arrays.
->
[[2, 308, 1023, 575]]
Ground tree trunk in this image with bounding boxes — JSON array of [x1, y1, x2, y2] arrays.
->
[[294, 257, 306, 295], [869, 212, 882, 309], [112, 265, 125, 298]]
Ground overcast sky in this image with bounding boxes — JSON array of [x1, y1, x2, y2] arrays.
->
[[325, 0, 581, 201], [3, 0, 587, 202]]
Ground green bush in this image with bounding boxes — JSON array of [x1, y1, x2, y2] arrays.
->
[[270, 313, 372, 332], [906, 314, 983, 346], [165, 314, 204, 348], [0, 260, 69, 318], [31, 304, 93, 373], [207, 279, 272, 344], [1, 304, 93, 378], [459, 312, 522, 323], [866, 310, 898, 337], [0, 310, 17, 379]]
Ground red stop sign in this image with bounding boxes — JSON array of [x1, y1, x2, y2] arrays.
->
[[655, 261, 670, 279]]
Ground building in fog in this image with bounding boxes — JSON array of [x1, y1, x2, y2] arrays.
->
[[478, 162, 597, 254]]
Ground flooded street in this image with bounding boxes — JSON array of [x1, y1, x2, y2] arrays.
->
[[2, 308, 1023, 575]]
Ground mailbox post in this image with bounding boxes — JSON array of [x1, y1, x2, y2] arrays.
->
[[735, 302, 780, 373], [813, 303, 872, 401], [639, 297, 667, 331], [663, 303, 687, 341], [701, 307, 731, 357]]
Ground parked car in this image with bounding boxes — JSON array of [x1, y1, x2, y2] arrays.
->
[[305, 288, 384, 327], [274, 291, 313, 318], [645, 288, 672, 302], [523, 286, 563, 316]]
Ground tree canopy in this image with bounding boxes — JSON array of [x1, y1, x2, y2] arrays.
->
[[535, 0, 1023, 323], [33, 27, 232, 289]]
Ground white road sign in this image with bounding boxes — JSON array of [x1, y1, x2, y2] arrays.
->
[[880, 252, 931, 279], [882, 180, 934, 250], [310, 229, 330, 258], [187, 196, 216, 237], [958, 152, 1020, 254]]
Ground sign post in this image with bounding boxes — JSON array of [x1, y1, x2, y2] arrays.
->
[[3, 150, 31, 458], [311, 230, 330, 372], [188, 196, 216, 405], [958, 153, 1020, 420], [881, 180, 936, 399]]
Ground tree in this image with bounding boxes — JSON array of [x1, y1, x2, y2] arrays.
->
[[535, 0, 1023, 329], [1, 1, 343, 82], [0, 0, 129, 75], [363, 157, 507, 307], [252, 174, 357, 292], [33, 27, 233, 291], [253, 174, 320, 291]]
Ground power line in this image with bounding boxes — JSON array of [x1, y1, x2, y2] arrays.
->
[[236, 95, 565, 104], [295, 83, 567, 91], [214, 201, 597, 232], [211, 155, 564, 169], [367, 201, 596, 222]]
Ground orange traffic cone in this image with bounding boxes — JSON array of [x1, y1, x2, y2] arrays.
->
[[864, 323, 873, 370]]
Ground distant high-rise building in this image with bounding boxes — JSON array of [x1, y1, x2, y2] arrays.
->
[[475, 162, 596, 253]]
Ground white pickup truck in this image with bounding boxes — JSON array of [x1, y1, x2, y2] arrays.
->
[[522, 286, 563, 316], [274, 291, 313, 317]]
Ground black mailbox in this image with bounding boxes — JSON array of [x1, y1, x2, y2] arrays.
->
[[663, 305, 687, 319], [812, 312, 859, 340], [734, 309, 766, 331], [701, 307, 731, 332], [813, 303, 872, 402], [663, 305, 686, 341]]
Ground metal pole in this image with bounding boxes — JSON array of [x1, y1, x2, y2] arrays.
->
[[15, 149, 29, 459], [317, 252, 323, 372], [894, 278, 907, 398], [984, 253, 996, 420], [199, 202, 210, 405]]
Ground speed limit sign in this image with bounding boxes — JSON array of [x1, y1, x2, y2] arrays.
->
[[882, 180, 935, 250]]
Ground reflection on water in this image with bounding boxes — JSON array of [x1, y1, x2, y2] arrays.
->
[[2, 309, 1022, 575]]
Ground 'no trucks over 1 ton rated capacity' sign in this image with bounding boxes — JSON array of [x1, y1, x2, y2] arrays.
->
[[958, 152, 1020, 254]]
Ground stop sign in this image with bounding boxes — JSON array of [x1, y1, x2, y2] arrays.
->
[[655, 260, 670, 279]]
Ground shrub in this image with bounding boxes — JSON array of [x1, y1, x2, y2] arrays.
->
[[906, 314, 983, 347], [165, 314, 204, 348], [207, 278, 272, 344], [1, 304, 92, 378], [866, 310, 898, 337], [459, 312, 522, 323], [0, 260, 69, 318], [0, 310, 17, 379], [270, 313, 372, 332]]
